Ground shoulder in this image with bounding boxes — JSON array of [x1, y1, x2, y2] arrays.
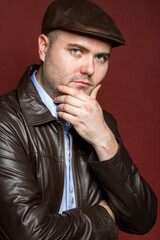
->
[[0, 90, 22, 128], [0, 90, 20, 115]]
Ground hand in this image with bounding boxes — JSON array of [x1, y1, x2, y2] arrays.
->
[[99, 200, 115, 222], [54, 85, 118, 161]]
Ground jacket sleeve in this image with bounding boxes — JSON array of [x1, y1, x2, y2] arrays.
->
[[0, 113, 117, 240], [89, 111, 157, 235]]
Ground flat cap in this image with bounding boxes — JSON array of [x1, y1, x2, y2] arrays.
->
[[42, 0, 125, 47]]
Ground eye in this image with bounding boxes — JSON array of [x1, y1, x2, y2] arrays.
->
[[71, 49, 82, 56], [95, 55, 106, 63]]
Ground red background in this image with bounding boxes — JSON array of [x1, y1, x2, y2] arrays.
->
[[1, 0, 160, 239]]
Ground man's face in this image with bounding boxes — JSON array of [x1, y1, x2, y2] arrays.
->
[[37, 30, 112, 98]]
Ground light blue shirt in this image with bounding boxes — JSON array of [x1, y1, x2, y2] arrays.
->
[[31, 71, 76, 213]]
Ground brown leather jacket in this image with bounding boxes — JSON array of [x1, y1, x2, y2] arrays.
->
[[0, 65, 157, 240]]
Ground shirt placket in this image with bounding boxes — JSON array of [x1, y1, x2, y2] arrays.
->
[[64, 122, 76, 210]]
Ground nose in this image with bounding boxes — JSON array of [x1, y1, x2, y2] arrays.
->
[[80, 55, 95, 76]]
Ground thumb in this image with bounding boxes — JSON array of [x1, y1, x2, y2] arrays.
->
[[90, 84, 101, 99]]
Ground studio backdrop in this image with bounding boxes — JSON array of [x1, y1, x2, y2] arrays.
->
[[1, 0, 160, 239]]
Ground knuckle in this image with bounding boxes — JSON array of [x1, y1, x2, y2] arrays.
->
[[75, 120, 82, 129], [84, 104, 92, 112], [61, 112, 65, 119], [65, 95, 70, 102], [91, 99, 98, 108], [63, 104, 68, 111], [81, 111, 88, 119], [92, 99, 97, 106]]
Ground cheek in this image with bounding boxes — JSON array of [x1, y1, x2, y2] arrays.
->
[[60, 60, 79, 79], [96, 65, 109, 82]]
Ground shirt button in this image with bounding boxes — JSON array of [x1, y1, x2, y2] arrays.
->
[[66, 122, 70, 126]]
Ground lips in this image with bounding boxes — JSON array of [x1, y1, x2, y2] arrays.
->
[[72, 80, 91, 88]]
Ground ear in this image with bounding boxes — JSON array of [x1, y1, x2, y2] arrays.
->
[[38, 34, 49, 62]]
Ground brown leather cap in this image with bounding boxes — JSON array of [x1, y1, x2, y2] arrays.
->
[[41, 0, 125, 47]]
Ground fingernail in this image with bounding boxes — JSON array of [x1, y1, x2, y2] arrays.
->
[[58, 85, 63, 91]]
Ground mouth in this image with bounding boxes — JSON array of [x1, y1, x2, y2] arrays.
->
[[72, 80, 91, 88]]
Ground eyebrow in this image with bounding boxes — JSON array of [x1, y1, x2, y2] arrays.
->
[[67, 43, 111, 57], [67, 43, 89, 52]]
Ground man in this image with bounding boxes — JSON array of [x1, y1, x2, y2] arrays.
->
[[0, 0, 157, 239]]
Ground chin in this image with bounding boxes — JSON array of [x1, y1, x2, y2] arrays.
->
[[75, 86, 92, 96], [83, 88, 92, 96]]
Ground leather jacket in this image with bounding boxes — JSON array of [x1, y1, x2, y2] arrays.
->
[[0, 65, 157, 240]]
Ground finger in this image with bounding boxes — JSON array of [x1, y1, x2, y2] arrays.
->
[[57, 110, 77, 125], [54, 95, 82, 107], [90, 84, 101, 99], [57, 103, 79, 116], [57, 85, 89, 101]]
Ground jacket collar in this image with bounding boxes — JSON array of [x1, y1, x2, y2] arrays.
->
[[17, 65, 57, 125]]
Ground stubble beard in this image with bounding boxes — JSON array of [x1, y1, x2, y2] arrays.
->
[[41, 75, 93, 99], [40, 61, 94, 98], [70, 74, 94, 96]]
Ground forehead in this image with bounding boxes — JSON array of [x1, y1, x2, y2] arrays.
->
[[51, 30, 112, 53]]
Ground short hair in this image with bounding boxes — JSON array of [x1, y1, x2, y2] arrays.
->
[[47, 30, 61, 46]]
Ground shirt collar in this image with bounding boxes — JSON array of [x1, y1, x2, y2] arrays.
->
[[31, 70, 58, 119], [31, 70, 72, 131]]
